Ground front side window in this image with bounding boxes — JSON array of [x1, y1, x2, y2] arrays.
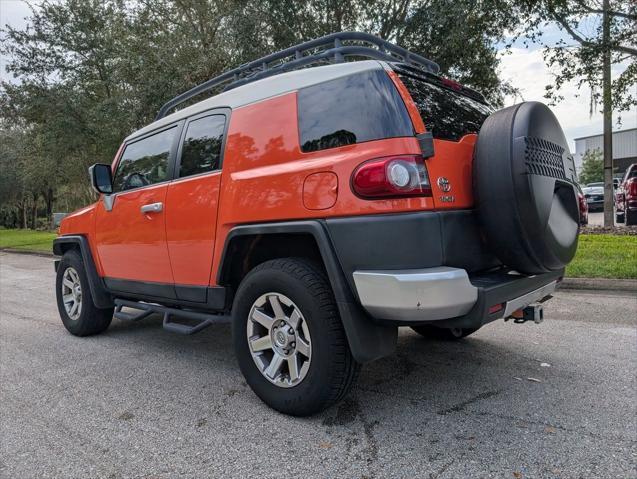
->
[[113, 126, 177, 192], [298, 70, 413, 153], [179, 115, 225, 177]]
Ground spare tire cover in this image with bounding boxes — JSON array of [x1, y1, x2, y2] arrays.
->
[[474, 101, 579, 274]]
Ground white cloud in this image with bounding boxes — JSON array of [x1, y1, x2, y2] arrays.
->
[[498, 47, 637, 151]]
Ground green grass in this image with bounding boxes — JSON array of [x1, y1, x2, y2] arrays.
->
[[0, 229, 635, 279], [566, 234, 637, 279], [0, 229, 56, 252]]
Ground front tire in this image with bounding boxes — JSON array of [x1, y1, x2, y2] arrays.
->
[[232, 258, 360, 416], [626, 209, 637, 226], [55, 250, 113, 336], [411, 325, 479, 340]]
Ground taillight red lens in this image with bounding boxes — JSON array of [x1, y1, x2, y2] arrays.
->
[[352, 155, 432, 198]]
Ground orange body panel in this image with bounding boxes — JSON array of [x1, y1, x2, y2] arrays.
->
[[426, 135, 476, 209], [303, 172, 338, 210], [165, 172, 221, 285], [58, 204, 102, 275], [94, 183, 174, 283], [61, 71, 478, 289], [209, 92, 436, 286], [387, 70, 426, 134]]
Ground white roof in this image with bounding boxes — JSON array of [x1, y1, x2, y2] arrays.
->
[[126, 60, 385, 142]]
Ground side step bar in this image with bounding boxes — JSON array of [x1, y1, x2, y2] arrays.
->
[[113, 298, 229, 335]]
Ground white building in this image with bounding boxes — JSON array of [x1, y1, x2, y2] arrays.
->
[[573, 128, 637, 175]]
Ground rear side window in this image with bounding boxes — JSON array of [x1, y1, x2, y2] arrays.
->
[[179, 114, 226, 177], [113, 126, 177, 192], [397, 73, 492, 141], [298, 70, 413, 153]]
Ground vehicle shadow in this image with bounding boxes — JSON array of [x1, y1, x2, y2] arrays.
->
[[102, 315, 550, 421]]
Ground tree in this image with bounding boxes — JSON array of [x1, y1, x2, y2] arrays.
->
[[517, 0, 636, 226], [578, 148, 604, 185], [1, 0, 522, 228]]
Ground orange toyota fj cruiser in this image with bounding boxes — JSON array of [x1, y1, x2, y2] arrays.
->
[[54, 33, 579, 416]]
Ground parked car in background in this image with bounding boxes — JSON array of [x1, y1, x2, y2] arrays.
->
[[576, 184, 588, 225], [616, 163, 637, 225], [582, 182, 604, 212]]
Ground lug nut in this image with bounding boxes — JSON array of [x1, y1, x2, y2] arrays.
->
[[290, 342, 296, 348], [288, 327, 294, 334]]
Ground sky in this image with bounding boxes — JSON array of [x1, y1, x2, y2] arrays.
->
[[1, 0, 636, 151]]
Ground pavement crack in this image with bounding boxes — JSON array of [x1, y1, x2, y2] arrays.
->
[[429, 458, 455, 479], [436, 390, 501, 416]]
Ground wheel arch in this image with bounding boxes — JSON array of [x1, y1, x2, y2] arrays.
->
[[217, 221, 397, 363], [53, 235, 113, 309]]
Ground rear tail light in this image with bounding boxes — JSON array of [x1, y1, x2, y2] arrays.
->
[[352, 155, 432, 198]]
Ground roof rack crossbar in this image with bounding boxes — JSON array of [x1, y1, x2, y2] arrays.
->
[[155, 31, 439, 121]]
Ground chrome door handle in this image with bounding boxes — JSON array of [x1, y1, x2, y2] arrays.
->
[[140, 202, 163, 214]]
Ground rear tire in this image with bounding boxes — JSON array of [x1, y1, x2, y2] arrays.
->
[[616, 212, 625, 224], [232, 258, 360, 416], [55, 250, 113, 336], [411, 325, 479, 340], [626, 209, 637, 226]]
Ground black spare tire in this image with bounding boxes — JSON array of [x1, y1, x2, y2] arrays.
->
[[474, 101, 579, 274]]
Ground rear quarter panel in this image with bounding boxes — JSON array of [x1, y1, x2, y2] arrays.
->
[[211, 91, 436, 285]]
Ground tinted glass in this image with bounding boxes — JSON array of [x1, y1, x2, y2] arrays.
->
[[397, 73, 492, 141], [113, 126, 177, 192], [179, 115, 226, 177], [298, 70, 413, 152]]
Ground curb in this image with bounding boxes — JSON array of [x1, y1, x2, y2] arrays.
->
[[559, 277, 637, 293], [0, 248, 55, 258], [1, 248, 635, 293]]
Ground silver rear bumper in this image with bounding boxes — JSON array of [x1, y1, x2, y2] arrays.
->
[[352, 267, 558, 322], [352, 267, 478, 321]]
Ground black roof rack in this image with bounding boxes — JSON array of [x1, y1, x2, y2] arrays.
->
[[155, 31, 440, 120]]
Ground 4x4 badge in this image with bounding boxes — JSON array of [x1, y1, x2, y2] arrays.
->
[[437, 177, 451, 192]]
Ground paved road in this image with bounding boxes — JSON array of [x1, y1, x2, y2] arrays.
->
[[1, 252, 636, 478]]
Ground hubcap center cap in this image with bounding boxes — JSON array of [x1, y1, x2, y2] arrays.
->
[[275, 331, 287, 346]]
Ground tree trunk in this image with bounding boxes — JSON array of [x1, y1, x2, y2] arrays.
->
[[45, 187, 54, 228], [31, 198, 37, 230], [602, 0, 614, 227], [45, 187, 53, 218], [22, 199, 28, 229]]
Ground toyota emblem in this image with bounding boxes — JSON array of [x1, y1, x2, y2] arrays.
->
[[437, 177, 451, 193]]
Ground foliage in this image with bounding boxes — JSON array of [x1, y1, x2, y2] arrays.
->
[[515, 0, 636, 114], [578, 148, 604, 184], [566, 233, 637, 279], [1, 0, 520, 225]]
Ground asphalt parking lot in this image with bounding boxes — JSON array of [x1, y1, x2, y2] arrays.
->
[[1, 252, 636, 478]]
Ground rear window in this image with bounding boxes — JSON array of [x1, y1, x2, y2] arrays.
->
[[397, 72, 492, 142], [179, 114, 225, 177], [298, 70, 413, 153]]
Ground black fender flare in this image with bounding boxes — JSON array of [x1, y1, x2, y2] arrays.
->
[[53, 235, 113, 309], [218, 220, 397, 363]]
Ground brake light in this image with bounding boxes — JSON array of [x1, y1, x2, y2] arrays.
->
[[352, 155, 432, 198]]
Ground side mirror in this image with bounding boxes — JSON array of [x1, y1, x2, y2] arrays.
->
[[89, 163, 113, 195]]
